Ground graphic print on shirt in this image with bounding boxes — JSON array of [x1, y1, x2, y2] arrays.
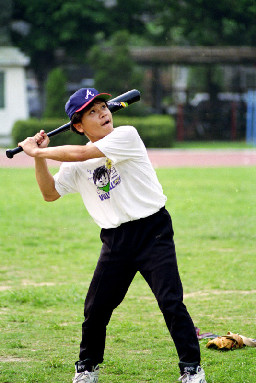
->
[[91, 158, 121, 200], [93, 165, 110, 192]]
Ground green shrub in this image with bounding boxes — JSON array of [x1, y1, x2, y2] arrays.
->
[[12, 119, 87, 147], [12, 115, 175, 148], [113, 115, 175, 148]]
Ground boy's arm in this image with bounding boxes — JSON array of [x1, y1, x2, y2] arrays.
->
[[27, 130, 60, 201], [19, 129, 104, 201], [18, 136, 104, 162], [35, 157, 61, 201]]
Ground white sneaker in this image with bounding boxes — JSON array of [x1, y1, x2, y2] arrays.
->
[[178, 366, 207, 383], [72, 365, 99, 383]]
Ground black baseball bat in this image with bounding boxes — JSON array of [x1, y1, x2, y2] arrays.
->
[[6, 89, 141, 158]]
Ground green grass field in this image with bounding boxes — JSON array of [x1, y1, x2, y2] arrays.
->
[[0, 166, 255, 383]]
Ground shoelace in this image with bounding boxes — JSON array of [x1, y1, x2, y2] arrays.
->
[[179, 372, 205, 383], [178, 372, 195, 382], [179, 374, 186, 382], [73, 371, 91, 383]]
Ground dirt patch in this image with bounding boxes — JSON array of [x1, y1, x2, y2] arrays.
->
[[0, 286, 11, 291], [21, 280, 57, 287], [0, 281, 58, 291], [0, 356, 31, 363]]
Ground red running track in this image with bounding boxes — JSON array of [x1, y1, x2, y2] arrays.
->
[[1, 149, 256, 168]]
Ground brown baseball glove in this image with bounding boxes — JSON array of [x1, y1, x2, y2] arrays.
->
[[206, 331, 256, 350]]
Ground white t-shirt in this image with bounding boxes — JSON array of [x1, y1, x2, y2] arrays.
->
[[53, 126, 167, 229]]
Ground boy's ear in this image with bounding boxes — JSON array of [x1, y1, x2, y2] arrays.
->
[[73, 123, 84, 134]]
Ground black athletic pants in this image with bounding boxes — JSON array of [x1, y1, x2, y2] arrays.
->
[[79, 207, 200, 367]]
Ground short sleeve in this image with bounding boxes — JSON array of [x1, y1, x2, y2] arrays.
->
[[53, 163, 78, 196], [94, 126, 145, 164]]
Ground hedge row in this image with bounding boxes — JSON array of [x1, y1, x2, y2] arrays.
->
[[12, 119, 87, 147], [12, 115, 175, 148], [113, 115, 175, 148]]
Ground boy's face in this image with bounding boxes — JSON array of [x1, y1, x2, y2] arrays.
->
[[73, 100, 114, 142]]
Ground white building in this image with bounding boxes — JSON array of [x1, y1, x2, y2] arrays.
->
[[0, 46, 29, 145]]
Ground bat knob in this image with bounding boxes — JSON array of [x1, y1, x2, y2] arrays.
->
[[6, 149, 14, 158], [6, 146, 23, 158]]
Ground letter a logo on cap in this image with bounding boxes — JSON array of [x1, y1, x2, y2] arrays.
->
[[85, 89, 95, 99]]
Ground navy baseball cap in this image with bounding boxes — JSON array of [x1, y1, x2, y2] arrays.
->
[[65, 88, 112, 119]]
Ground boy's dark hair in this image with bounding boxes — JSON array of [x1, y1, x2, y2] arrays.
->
[[70, 98, 108, 135], [70, 110, 85, 135]]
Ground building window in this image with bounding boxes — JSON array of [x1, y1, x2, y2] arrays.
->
[[0, 72, 5, 108]]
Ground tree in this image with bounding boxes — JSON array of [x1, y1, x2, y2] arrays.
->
[[145, 0, 256, 47], [143, 0, 256, 102], [102, 0, 149, 36], [10, 0, 150, 114], [87, 31, 143, 96], [10, 0, 150, 80], [10, 0, 111, 114], [0, 0, 13, 45], [43, 67, 67, 118], [10, 0, 256, 114], [11, 1, 108, 105]]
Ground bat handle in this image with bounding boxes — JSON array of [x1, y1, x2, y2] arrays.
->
[[6, 122, 71, 158], [6, 146, 23, 158]]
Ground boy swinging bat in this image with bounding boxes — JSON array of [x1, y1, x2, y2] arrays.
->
[[18, 87, 207, 383]]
